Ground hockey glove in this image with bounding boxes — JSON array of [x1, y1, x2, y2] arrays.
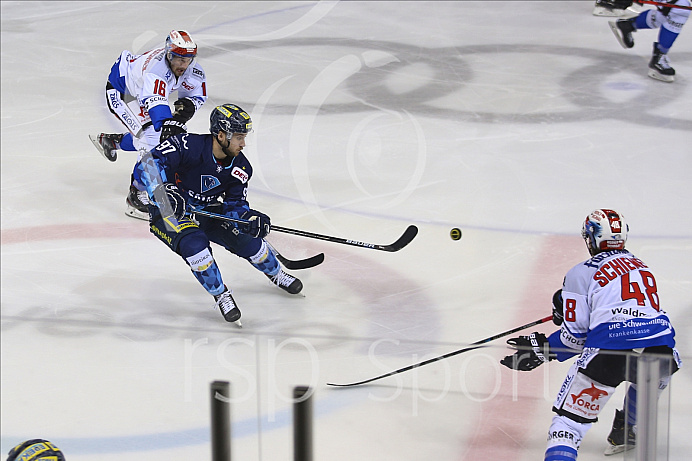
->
[[173, 97, 196, 124], [153, 183, 187, 221], [500, 332, 555, 371], [240, 209, 271, 239], [552, 289, 564, 326], [160, 118, 187, 141]]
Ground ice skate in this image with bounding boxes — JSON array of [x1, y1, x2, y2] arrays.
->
[[214, 288, 242, 326], [89, 133, 123, 162], [604, 409, 636, 455], [648, 43, 675, 83], [609, 19, 635, 49], [125, 184, 150, 221], [593, 0, 629, 17], [266, 269, 303, 295]]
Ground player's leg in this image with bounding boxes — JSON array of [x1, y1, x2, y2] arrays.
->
[[649, 1, 690, 81], [124, 125, 160, 220], [149, 213, 241, 324], [606, 345, 681, 454], [545, 349, 623, 460], [90, 83, 144, 162], [201, 216, 303, 294], [605, 384, 637, 455]]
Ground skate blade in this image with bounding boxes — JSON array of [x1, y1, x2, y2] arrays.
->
[[604, 443, 634, 456], [648, 69, 674, 83], [125, 206, 150, 221], [88, 134, 117, 162]]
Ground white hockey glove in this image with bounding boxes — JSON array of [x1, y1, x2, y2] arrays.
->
[[500, 332, 555, 371]]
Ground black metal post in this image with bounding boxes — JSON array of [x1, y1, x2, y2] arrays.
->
[[293, 385, 313, 461], [210, 380, 231, 461]]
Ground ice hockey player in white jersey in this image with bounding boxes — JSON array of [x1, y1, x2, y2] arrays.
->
[[500, 208, 681, 460], [90, 30, 207, 219], [607, 0, 690, 82]]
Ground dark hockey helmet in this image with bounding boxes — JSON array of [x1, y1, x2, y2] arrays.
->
[[165, 30, 197, 59], [581, 208, 628, 255], [209, 104, 253, 136], [7, 439, 66, 461]]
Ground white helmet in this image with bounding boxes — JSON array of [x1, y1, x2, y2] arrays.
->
[[581, 208, 628, 255], [165, 30, 197, 59]]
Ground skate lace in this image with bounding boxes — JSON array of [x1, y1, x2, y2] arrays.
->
[[216, 292, 236, 314], [271, 270, 295, 288], [136, 189, 151, 206], [658, 54, 671, 69]]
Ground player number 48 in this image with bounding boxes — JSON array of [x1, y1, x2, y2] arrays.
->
[[564, 269, 660, 322], [621, 270, 660, 311]]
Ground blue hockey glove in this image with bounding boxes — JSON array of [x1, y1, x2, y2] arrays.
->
[[160, 118, 187, 141], [240, 209, 271, 239], [500, 332, 555, 371], [153, 183, 186, 221]]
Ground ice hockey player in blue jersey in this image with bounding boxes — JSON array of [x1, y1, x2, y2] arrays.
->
[[134, 104, 303, 326], [90, 30, 208, 220], [500, 208, 681, 459], [607, 0, 690, 82]]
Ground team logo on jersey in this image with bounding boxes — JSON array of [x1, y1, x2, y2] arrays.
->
[[231, 166, 249, 184], [201, 175, 221, 192]]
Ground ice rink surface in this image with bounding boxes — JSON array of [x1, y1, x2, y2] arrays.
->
[[1, 1, 691, 459]]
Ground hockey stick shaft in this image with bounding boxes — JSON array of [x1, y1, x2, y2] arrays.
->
[[191, 208, 418, 252], [636, 0, 692, 9], [326, 315, 554, 387]]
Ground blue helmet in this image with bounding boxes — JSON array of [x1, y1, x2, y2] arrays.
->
[[209, 104, 253, 136]]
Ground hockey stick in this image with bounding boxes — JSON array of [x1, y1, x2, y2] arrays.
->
[[266, 241, 325, 270], [635, 0, 692, 10], [190, 208, 418, 253], [326, 315, 553, 387]]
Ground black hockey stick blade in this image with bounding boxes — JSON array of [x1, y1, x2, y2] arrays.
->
[[326, 315, 553, 387], [382, 225, 418, 252], [275, 251, 325, 270]]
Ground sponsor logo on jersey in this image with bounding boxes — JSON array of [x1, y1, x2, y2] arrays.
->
[[231, 166, 249, 183], [108, 92, 122, 109], [181, 81, 194, 91], [119, 110, 139, 133], [548, 430, 576, 442], [571, 383, 608, 404], [187, 251, 213, 272], [201, 175, 221, 192], [193, 67, 204, 78], [563, 383, 608, 419], [610, 307, 649, 318]]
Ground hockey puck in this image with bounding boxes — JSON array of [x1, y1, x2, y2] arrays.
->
[[450, 228, 462, 241]]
